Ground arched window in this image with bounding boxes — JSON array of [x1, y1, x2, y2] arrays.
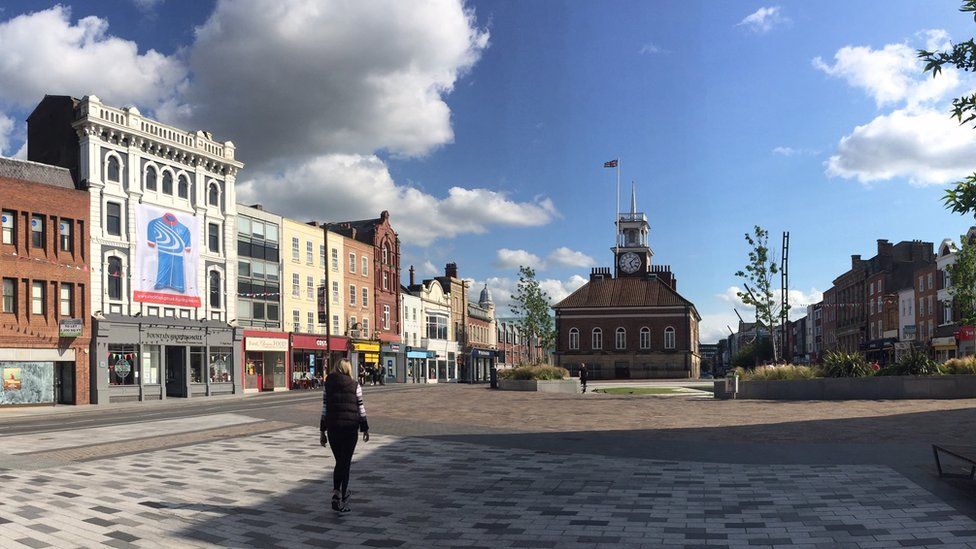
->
[[162, 171, 173, 195], [208, 183, 220, 206], [145, 167, 157, 191], [640, 327, 650, 349], [209, 271, 221, 309], [106, 156, 121, 182], [569, 328, 579, 350], [665, 326, 675, 349], [615, 327, 626, 350], [591, 328, 603, 350], [178, 175, 189, 199], [107, 257, 123, 300], [382, 245, 389, 264]]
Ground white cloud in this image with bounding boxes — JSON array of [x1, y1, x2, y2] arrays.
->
[[0, 114, 14, 156], [545, 247, 596, 269], [772, 146, 818, 156], [131, 0, 164, 12], [237, 154, 558, 246], [478, 274, 587, 315], [699, 312, 739, 344], [0, 6, 186, 109], [422, 260, 439, 276], [738, 6, 789, 34], [495, 249, 542, 269], [826, 108, 976, 185], [638, 43, 664, 55], [716, 285, 822, 320]]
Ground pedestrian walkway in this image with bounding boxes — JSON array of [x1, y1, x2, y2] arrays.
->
[[2, 423, 975, 548]]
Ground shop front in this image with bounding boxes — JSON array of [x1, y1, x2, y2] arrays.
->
[[291, 333, 329, 388], [91, 315, 241, 404], [242, 330, 290, 392], [380, 343, 406, 383], [932, 336, 958, 362], [350, 340, 380, 379], [405, 347, 433, 383], [464, 348, 496, 384], [862, 337, 898, 366], [327, 336, 349, 376]]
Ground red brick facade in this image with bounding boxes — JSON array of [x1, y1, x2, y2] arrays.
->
[[0, 161, 91, 404]]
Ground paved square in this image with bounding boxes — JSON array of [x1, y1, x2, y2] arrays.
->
[[2, 418, 976, 548]]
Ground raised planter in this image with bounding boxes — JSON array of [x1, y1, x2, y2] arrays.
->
[[497, 379, 580, 394], [715, 374, 976, 400]]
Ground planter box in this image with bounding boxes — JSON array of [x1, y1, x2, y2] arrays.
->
[[715, 374, 976, 400], [497, 379, 580, 394]]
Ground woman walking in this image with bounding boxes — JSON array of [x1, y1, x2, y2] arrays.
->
[[319, 359, 369, 514]]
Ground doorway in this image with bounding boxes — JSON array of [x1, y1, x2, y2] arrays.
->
[[165, 346, 187, 397], [55, 362, 75, 404]]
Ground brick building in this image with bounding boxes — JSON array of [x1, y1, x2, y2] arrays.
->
[[917, 263, 943, 357], [0, 157, 91, 405], [553, 188, 700, 379]]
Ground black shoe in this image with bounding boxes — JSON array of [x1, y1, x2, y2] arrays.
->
[[342, 490, 352, 505], [332, 495, 350, 514]]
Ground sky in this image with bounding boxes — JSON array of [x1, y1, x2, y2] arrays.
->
[[1, 1, 976, 342]]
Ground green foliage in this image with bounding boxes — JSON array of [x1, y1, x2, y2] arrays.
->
[[734, 226, 785, 362], [511, 266, 556, 352], [941, 355, 976, 374], [734, 364, 818, 381], [948, 235, 976, 327], [730, 338, 774, 368], [497, 365, 569, 381], [878, 348, 940, 376], [820, 351, 872, 378]]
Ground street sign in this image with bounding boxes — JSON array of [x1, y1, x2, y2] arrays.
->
[[59, 318, 83, 338]]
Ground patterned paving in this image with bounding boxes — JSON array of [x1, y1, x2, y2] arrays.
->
[[1, 422, 975, 548]]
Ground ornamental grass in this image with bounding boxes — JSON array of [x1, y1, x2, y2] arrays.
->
[[497, 364, 570, 381], [734, 364, 818, 381], [940, 355, 976, 375]]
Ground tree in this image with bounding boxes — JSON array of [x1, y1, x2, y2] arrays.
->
[[510, 266, 555, 363], [918, 1, 976, 215], [949, 234, 976, 328], [734, 226, 787, 363]]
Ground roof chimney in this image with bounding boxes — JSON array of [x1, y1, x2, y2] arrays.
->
[[409, 265, 415, 286], [445, 262, 458, 279]]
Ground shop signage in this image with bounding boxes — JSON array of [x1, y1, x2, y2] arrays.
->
[[932, 336, 957, 348], [246, 337, 290, 352], [142, 331, 205, 345], [352, 341, 380, 353], [59, 318, 84, 338], [957, 326, 976, 341], [472, 348, 494, 358], [292, 334, 329, 350], [382, 343, 401, 353]]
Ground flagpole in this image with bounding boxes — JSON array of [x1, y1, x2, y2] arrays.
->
[[615, 157, 620, 249]]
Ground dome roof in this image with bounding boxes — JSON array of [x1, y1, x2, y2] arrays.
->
[[479, 284, 493, 305]]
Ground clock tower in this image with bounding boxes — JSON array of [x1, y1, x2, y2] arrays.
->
[[613, 183, 653, 277]]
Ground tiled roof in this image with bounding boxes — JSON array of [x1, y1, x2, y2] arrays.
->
[[553, 276, 694, 309], [0, 157, 75, 189]]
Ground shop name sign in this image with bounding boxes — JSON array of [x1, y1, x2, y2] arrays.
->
[[59, 318, 84, 338], [142, 332, 205, 345], [246, 337, 289, 352]]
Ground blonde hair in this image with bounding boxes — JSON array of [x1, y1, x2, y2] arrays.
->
[[333, 359, 353, 377]]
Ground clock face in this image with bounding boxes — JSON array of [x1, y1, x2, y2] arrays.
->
[[618, 252, 641, 274]]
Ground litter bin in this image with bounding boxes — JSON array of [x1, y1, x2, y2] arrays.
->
[[490, 367, 498, 389]]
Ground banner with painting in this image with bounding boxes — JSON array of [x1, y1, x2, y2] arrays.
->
[[132, 204, 201, 307]]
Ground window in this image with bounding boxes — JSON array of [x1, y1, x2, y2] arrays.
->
[[31, 281, 45, 315], [108, 344, 137, 386], [60, 283, 73, 317], [209, 347, 232, 383], [362, 288, 368, 308], [59, 220, 72, 252], [292, 237, 300, 261], [106, 202, 122, 236], [426, 315, 448, 340], [292, 273, 300, 296], [569, 328, 579, 350], [30, 215, 44, 248], [928, 273, 934, 290], [308, 312, 315, 333], [307, 276, 314, 299], [869, 282, 874, 295], [209, 271, 221, 309], [107, 257, 123, 300], [350, 316, 357, 331], [920, 298, 925, 317], [349, 253, 356, 273], [382, 272, 388, 290], [320, 245, 326, 266], [919, 275, 925, 291], [383, 305, 390, 330], [640, 327, 650, 349], [362, 317, 369, 335], [145, 167, 157, 191], [1, 210, 13, 244], [333, 315, 340, 334], [332, 281, 339, 303], [106, 156, 121, 182], [208, 183, 220, 206], [929, 296, 934, 316], [591, 328, 603, 350], [412, 308, 416, 321], [665, 326, 676, 349], [945, 303, 954, 325], [293, 309, 300, 332], [362, 256, 368, 277], [349, 284, 356, 305], [162, 171, 173, 194], [332, 248, 339, 270], [616, 327, 626, 349], [208, 223, 220, 253], [189, 347, 204, 383], [2, 278, 15, 313], [178, 175, 189, 199]]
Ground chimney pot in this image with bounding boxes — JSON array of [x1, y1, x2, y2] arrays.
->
[[409, 265, 415, 286]]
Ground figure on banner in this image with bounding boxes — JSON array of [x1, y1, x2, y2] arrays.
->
[[147, 212, 191, 293]]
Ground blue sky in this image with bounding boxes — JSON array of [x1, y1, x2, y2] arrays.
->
[[1, 1, 975, 341]]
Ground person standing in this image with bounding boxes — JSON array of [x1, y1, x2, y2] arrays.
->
[[579, 363, 588, 393], [320, 359, 370, 514]]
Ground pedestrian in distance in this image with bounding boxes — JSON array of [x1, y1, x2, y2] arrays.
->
[[579, 363, 588, 393], [358, 366, 366, 387], [319, 358, 370, 514]]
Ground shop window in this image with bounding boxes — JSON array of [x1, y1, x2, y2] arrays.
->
[[108, 345, 138, 385], [178, 175, 189, 199], [142, 345, 160, 384], [209, 271, 221, 309], [306, 241, 313, 264], [210, 347, 232, 382], [59, 219, 72, 252], [31, 281, 45, 315], [640, 327, 650, 349], [30, 215, 44, 248], [362, 288, 368, 308], [106, 202, 122, 236], [60, 283, 73, 317], [2, 278, 15, 313], [106, 156, 121, 183], [162, 171, 173, 195], [107, 257, 123, 300], [145, 166, 157, 191], [569, 328, 579, 350], [208, 223, 220, 253], [665, 326, 676, 349], [190, 347, 205, 383], [592, 328, 603, 350], [1, 210, 13, 244]]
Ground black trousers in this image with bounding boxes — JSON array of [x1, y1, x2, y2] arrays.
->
[[328, 426, 359, 495]]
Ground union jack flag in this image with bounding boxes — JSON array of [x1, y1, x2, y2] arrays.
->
[[603, 159, 618, 168]]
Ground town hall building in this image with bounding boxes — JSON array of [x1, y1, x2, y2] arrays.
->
[[552, 187, 701, 379]]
